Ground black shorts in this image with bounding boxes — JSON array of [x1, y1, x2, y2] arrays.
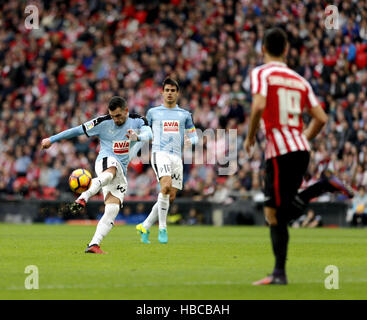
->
[[264, 151, 310, 209]]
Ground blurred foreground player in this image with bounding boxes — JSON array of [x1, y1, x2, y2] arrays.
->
[[245, 28, 354, 285], [41, 96, 152, 254]]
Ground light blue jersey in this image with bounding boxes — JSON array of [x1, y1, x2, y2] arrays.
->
[[147, 104, 198, 158], [49, 114, 152, 175]]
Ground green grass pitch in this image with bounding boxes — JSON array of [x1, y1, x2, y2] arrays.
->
[[1, 223, 366, 300]]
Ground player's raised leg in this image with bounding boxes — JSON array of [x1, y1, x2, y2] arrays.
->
[[70, 164, 116, 214], [85, 192, 120, 254], [288, 169, 355, 221]]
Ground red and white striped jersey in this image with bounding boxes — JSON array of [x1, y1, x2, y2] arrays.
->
[[251, 61, 320, 160]]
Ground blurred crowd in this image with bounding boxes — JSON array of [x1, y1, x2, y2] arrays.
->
[[1, 0, 367, 206]]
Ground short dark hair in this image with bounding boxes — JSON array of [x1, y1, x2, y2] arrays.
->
[[162, 77, 179, 91], [263, 27, 288, 57], [108, 96, 127, 111]]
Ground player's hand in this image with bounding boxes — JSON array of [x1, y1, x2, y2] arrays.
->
[[244, 137, 255, 156], [126, 129, 139, 141], [41, 138, 52, 149], [184, 135, 191, 148]]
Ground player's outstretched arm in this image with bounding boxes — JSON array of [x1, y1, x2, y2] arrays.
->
[[41, 125, 85, 148], [41, 138, 52, 149]]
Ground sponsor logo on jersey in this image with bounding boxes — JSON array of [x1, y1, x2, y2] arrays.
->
[[162, 120, 180, 133], [113, 140, 130, 154], [84, 120, 95, 131]]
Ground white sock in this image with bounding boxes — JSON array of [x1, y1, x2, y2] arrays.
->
[[79, 171, 114, 202], [158, 193, 170, 229], [89, 203, 120, 246], [142, 202, 158, 230]]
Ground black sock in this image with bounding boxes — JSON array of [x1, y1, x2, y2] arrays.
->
[[270, 224, 289, 275], [298, 180, 329, 204], [289, 181, 330, 221]]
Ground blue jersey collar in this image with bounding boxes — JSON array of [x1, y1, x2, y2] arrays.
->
[[160, 104, 179, 109]]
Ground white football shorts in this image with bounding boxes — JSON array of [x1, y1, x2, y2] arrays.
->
[[151, 151, 183, 190], [95, 156, 128, 204]]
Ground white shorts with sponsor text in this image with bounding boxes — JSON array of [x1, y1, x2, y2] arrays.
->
[[95, 156, 128, 204], [151, 151, 183, 190]]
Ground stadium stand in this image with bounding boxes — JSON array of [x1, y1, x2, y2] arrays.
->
[[0, 0, 366, 211]]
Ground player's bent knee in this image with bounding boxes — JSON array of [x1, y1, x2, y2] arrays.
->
[[161, 187, 170, 195], [160, 182, 171, 195], [264, 207, 278, 226], [104, 166, 117, 178], [267, 218, 278, 226], [169, 193, 176, 203], [160, 176, 171, 191], [97, 171, 114, 188], [266, 215, 278, 226], [169, 188, 178, 202], [105, 192, 121, 207]]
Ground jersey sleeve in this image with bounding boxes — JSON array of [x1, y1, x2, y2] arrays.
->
[[137, 125, 152, 141], [128, 141, 146, 162], [251, 66, 268, 97], [135, 116, 148, 128], [304, 81, 320, 109], [130, 115, 152, 141], [49, 125, 84, 143], [82, 118, 103, 137], [146, 109, 152, 127]]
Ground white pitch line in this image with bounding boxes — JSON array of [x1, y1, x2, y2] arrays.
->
[[3, 278, 367, 291]]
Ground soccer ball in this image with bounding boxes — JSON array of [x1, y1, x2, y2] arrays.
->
[[69, 169, 92, 194]]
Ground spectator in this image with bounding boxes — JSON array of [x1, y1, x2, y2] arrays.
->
[[350, 186, 367, 227], [167, 204, 183, 225], [291, 209, 323, 228], [0, 0, 366, 203], [184, 208, 203, 225], [117, 205, 149, 225]]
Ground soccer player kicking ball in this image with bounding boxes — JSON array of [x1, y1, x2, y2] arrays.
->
[[244, 28, 354, 285], [41, 96, 152, 254], [136, 78, 198, 244]]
